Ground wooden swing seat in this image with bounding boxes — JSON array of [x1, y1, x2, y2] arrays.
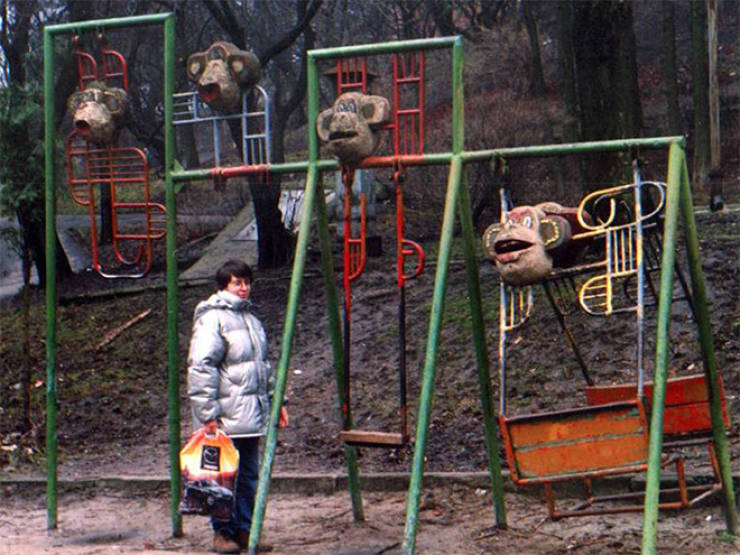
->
[[339, 430, 406, 448]]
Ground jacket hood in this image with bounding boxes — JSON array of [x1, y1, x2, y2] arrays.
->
[[193, 290, 250, 321]]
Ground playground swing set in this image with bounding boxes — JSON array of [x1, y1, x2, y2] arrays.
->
[[42, 14, 737, 555], [495, 161, 731, 519], [65, 32, 166, 278], [332, 55, 427, 449]]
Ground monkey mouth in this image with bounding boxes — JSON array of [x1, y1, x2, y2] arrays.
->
[[75, 120, 91, 135], [199, 83, 222, 103], [329, 130, 358, 141], [494, 239, 533, 263]]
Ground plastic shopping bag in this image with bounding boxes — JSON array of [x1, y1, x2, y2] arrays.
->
[[179, 428, 239, 520]]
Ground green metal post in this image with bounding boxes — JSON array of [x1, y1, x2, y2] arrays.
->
[[313, 173, 365, 521], [162, 14, 182, 538], [403, 38, 467, 553], [402, 156, 463, 554], [457, 170, 507, 528], [641, 142, 683, 554], [43, 26, 58, 531], [248, 162, 320, 553], [42, 12, 173, 532], [306, 49, 364, 520], [678, 160, 738, 535]]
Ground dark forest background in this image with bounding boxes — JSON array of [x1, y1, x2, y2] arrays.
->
[[1, 0, 738, 278]]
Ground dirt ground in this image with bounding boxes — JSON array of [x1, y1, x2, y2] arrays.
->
[[1, 482, 738, 554], [1, 210, 739, 553]]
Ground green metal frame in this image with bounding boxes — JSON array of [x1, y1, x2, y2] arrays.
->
[[43, 13, 179, 535], [42, 22, 736, 554]]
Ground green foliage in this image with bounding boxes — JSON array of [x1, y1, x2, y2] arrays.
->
[[0, 85, 44, 220]]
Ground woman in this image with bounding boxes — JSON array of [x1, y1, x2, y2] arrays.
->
[[187, 259, 288, 553]]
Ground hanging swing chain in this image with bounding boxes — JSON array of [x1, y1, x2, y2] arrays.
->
[[394, 159, 425, 288]]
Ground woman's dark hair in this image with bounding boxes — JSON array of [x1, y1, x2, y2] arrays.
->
[[216, 259, 253, 290]]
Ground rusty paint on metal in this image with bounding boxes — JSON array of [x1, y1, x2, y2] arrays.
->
[[504, 403, 646, 446], [585, 373, 730, 431], [499, 401, 651, 482]]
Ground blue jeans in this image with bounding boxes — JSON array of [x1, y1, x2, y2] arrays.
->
[[212, 436, 260, 536]]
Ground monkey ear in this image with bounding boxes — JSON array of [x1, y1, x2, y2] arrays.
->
[[67, 92, 83, 114], [360, 95, 391, 127], [316, 108, 333, 142], [540, 216, 572, 249], [186, 53, 206, 82], [228, 51, 260, 88], [482, 223, 502, 260]]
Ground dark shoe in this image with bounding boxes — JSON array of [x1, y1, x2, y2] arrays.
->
[[213, 531, 240, 554], [235, 530, 249, 550]]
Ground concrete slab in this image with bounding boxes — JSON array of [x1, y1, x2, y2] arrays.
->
[[180, 201, 259, 281]]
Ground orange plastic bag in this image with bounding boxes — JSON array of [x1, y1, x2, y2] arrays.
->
[[179, 428, 239, 520]]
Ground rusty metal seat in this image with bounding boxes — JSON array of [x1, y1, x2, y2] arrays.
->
[[498, 399, 690, 519]]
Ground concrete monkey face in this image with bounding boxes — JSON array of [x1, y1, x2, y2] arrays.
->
[[482, 203, 578, 286], [316, 92, 391, 164], [187, 41, 260, 114], [67, 82, 130, 145]]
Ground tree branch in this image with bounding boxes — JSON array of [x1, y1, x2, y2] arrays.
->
[[201, 0, 245, 49], [259, 0, 322, 66]]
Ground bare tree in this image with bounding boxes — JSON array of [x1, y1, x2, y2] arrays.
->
[[690, 0, 710, 189], [196, 0, 322, 269]]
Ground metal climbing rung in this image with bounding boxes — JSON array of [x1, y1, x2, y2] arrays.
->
[[339, 430, 405, 448], [75, 51, 98, 90], [392, 52, 425, 155], [101, 48, 129, 90], [172, 85, 271, 167], [336, 57, 368, 94]]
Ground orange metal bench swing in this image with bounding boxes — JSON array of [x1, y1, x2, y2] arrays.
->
[[496, 161, 731, 519]]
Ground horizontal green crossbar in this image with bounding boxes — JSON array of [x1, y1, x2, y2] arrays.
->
[[170, 136, 686, 183], [44, 13, 171, 35], [308, 36, 459, 59]]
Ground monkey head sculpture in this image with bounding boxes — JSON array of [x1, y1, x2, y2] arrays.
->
[[482, 202, 592, 286], [316, 92, 391, 164], [186, 41, 260, 114], [67, 81, 130, 145]]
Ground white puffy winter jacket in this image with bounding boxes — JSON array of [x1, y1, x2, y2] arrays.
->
[[187, 290, 272, 437]]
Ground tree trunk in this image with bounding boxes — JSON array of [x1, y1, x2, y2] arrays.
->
[[706, 0, 720, 170], [663, 0, 682, 135], [571, 0, 640, 192], [522, 1, 546, 98], [556, 0, 579, 144], [248, 95, 293, 270], [690, 0, 710, 189], [572, 1, 621, 191], [614, 1, 642, 138]]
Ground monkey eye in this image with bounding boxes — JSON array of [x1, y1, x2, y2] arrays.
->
[[346, 99, 357, 113], [337, 101, 347, 112], [189, 60, 202, 76], [522, 215, 533, 228], [104, 93, 120, 113]]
